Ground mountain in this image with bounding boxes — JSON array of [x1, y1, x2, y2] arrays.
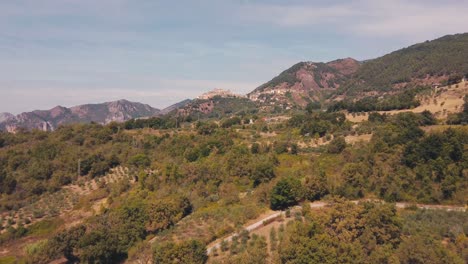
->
[[248, 33, 468, 109], [0, 112, 14, 123], [340, 33, 468, 95], [160, 99, 192, 115], [249, 58, 360, 108], [0, 100, 160, 132]]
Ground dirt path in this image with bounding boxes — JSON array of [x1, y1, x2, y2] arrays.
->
[[206, 211, 284, 255], [206, 200, 466, 254]]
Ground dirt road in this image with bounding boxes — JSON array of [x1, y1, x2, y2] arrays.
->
[[206, 200, 465, 254]]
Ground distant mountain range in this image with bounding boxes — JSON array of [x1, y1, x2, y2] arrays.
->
[[2, 33, 468, 132], [0, 100, 162, 132], [0, 112, 14, 123]]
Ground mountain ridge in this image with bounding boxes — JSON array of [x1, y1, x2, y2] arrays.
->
[[249, 33, 468, 109], [248, 57, 360, 108], [0, 99, 161, 132]]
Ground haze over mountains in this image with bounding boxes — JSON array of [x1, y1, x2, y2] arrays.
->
[[1, 33, 468, 132]]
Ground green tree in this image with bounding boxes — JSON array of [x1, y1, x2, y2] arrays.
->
[[146, 196, 192, 232], [129, 154, 151, 168], [270, 177, 303, 210]]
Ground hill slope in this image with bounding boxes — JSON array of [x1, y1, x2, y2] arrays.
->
[[176, 96, 257, 119], [159, 99, 192, 115], [341, 33, 468, 94], [249, 58, 360, 108], [248, 33, 468, 110]]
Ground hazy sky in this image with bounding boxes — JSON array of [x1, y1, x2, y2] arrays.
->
[[1, 0, 468, 113]]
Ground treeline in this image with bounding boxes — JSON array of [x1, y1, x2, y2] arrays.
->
[[288, 112, 350, 137], [122, 116, 177, 130], [328, 87, 425, 112]]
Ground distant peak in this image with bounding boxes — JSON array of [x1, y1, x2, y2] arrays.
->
[[0, 112, 14, 123], [51, 105, 67, 110], [111, 99, 131, 104]]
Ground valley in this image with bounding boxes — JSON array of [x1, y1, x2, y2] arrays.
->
[[0, 33, 467, 264]]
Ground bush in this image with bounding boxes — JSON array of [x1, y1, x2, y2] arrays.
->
[[327, 136, 346, 154], [153, 240, 207, 264]]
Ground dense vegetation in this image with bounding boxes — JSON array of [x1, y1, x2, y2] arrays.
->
[[2, 33, 468, 264], [0, 106, 466, 263], [0, 124, 122, 210], [328, 87, 427, 112], [276, 200, 467, 264], [287, 112, 349, 137]]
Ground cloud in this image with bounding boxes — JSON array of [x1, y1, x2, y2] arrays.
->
[[237, 3, 359, 27], [236, 0, 468, 39], [351, 1, 468, 39]]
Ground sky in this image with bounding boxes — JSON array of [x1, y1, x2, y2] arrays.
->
[[1, 0, 468, 114]]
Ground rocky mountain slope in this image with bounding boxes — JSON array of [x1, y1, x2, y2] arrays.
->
[[0, 100, 160, 132], [0, 112, 14, 123], [248, 58, 360, 108]]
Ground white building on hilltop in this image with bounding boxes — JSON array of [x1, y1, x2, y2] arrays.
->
[[197, 89, 245, 100]]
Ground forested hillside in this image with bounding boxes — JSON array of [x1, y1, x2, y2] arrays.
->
[[0, 101, 466, 263], [341, 33, 468, 94]]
